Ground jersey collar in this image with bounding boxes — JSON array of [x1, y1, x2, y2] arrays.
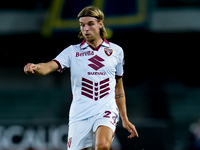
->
[[80, 38, 110, 50]]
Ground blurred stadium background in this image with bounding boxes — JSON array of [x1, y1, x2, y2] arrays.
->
[[1, 0, 200, 149]]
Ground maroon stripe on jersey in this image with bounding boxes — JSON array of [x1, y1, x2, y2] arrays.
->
[[82, 87, 93, 94], [100, 78, 109, 85], [100, 83, 109, 89], [89, 44, 101, 51], [80, 39, 86, 46], [100, 92, 109, 99], [82, 78, 93, 85], [104, 38, 109, 44], [52, 59, 62, 73], [100, 87, 110, 94], [82, 82, 93, 89], [95, 92, 98, 96], [81, 91, 93, 99]]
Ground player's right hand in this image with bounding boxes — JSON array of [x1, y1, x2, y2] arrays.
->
[[24, 63, 37, 74]]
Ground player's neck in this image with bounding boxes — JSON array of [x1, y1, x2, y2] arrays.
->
[[86, 36, 103, 49]]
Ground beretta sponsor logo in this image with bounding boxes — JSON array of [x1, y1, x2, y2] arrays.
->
[[76, 51, 94, 57]]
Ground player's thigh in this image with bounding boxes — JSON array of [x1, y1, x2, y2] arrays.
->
[[93, 110, 119, 148], [94, 125, 113, 148]]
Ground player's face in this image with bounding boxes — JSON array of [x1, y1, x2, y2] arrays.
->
[[79, 17, 103, 42]]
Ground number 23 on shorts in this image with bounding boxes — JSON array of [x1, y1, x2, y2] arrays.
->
[[103, 111, 118, 126]]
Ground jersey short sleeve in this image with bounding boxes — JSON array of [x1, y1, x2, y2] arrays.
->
[[53, 46, 72, 72], [115, 48, 124, 77]]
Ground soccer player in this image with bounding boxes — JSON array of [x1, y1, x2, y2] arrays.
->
[[24, 6, 138, 150]]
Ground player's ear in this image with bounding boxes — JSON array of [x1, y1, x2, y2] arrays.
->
[[98, 20, 103, 29]]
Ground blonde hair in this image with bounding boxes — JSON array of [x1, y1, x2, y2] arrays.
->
[[78, 6, 107, 39]]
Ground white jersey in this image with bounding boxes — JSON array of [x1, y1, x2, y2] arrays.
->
[[53, 38, 124, 124]]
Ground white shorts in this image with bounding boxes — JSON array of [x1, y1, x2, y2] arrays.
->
[[67, 110, 119, 150]]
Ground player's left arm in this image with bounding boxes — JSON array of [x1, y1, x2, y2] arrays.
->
[[115, 76, 139, 138]]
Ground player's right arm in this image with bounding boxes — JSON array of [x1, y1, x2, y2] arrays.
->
[[24, 61, 59, 76]]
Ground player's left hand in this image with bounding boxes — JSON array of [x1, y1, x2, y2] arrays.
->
[[122, 120, 139, 138]]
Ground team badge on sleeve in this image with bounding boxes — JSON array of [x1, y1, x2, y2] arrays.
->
[[104, 48, 113, 56]]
